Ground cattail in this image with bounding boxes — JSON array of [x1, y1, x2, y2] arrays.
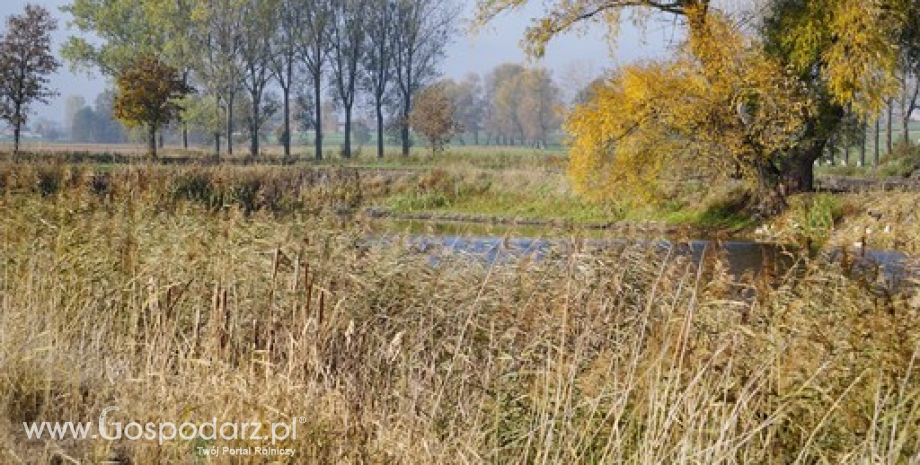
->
[[318, 290, 325, 327]]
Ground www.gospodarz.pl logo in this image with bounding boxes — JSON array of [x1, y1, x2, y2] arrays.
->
[[23, 406, 307, 449]]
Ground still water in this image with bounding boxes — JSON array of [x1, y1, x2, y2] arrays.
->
[[373, 220, 916, 287]]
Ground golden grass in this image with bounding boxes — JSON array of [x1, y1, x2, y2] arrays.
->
[[0, 166, 918, 463], [762, 192, 920, 254]]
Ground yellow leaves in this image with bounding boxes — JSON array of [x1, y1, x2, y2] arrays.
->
[[768, 0, 908, 117], [823, 0, 901, 116], [566, 15, 814, 205], [565, 62, 692, 203]]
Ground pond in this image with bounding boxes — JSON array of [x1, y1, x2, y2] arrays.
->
[[371, 220, 917, 288]]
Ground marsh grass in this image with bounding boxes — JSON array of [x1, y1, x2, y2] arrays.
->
[[0, 167, 919, 463]]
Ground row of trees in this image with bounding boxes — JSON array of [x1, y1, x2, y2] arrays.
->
[[67, 92, 128, 144], [63, 0, 459, 159], [476, 0, 920, 212], [825, 92, 920, 168], [410, 64, 566, 151]]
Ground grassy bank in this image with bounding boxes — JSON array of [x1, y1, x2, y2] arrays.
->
[[0, 148, 768, 232], [2, 153, 918, 246], [0, 167, 920, 463], [760, 192, 920, 254], [382, 168, 614, 224], [0, 161, 668, 229]]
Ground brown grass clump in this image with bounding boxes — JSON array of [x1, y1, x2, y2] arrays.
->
[[0, 167, 919, 463]]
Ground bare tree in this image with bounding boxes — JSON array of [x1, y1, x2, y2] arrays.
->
[[860, 121, 868, 167], [363, 0, 398, 159], [897, 0, 920, 147], [886, 98, 894, 153], [0, 4, 60, 154], [298, 0, 333, 160], [329, 0, 370, 159], [875, 116, 881, 166], [452, 74, 485, 145], [392, 0, 458, 156]]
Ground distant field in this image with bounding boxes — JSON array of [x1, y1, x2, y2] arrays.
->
[[0, 139, 566, 161]]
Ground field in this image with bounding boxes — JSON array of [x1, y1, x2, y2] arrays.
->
[[0, 154, 919, 463]]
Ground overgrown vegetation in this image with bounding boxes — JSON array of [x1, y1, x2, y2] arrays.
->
[[763, 191, 920, 255], [1, 168, 919, 463]]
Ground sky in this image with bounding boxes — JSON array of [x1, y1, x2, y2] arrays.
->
[[0, 0, 679, 123]]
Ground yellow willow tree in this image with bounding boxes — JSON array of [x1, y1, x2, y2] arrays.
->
[[567, 13, 812, 207], [475, 0, 914, 213]]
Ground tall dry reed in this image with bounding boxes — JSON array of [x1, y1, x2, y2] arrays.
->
[[0, 170, 917, 463]]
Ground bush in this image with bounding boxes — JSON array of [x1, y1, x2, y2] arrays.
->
[[877, 142, 920, 178], [787, 193, 849, 246]]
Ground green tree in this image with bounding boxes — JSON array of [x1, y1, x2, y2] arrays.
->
[[93, 89, 128, 143], [239, 0, 279, 158], [189, 0, 246, 157], [64, 0, 198, 149], [63, 0, 178, 75], [269, 0, 305, 159], [0, 4, 60, 155], [70, 106, 99, 143], [113, 56, 192, 157], [181, 94, 224, 154]]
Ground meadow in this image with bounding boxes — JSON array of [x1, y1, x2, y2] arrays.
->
[[0, 160, 918, 463]]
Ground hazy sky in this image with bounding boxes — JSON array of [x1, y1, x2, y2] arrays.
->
[[0, 1, 678, 123]]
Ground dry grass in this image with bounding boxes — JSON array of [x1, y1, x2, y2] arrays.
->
[[0, 166, 919, 463], [761, 192, 920, 253]]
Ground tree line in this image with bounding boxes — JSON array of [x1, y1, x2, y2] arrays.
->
[[0, 1, 574, 159], [407, 63, 567, 153], [62, 0, 459, 159]]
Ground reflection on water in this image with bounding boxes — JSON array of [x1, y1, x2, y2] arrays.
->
[[379, 233, 915, 287], [370, 219, 916, 288]]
